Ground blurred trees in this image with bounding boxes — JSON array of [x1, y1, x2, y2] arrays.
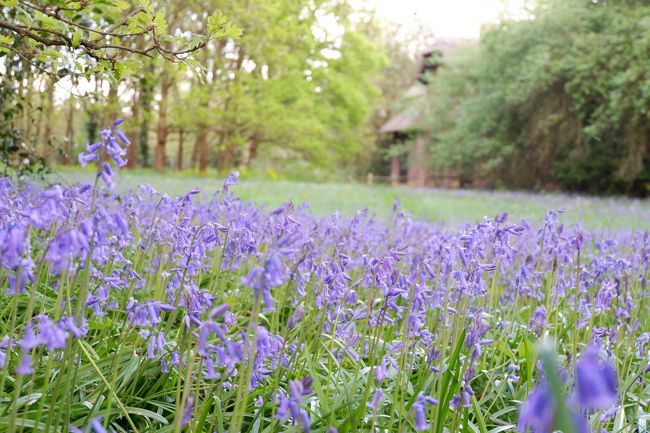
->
[[425, 0, 650, 196], [0, 0, 386, 178], [0, 0, 238, 174], [164, 0, 385, 175]]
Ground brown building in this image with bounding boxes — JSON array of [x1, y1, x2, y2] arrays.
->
[[379, 39, 467, 188]]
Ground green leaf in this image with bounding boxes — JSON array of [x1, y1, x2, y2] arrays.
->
[[470, 395, 488, 433], [207, 11, 241, 39], [71, 29, 81, 48], [0, 34, 13, 53], [37, 50, 61, 62], [207, 11, 226, 34], [124, 406, 169, 424], [153, 12, 167, 34], [109, 0, 130, 9], [487, 426, 515, 433]]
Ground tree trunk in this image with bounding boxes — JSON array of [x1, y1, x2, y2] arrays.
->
[[138, 62, 155, 167], [244, 132, 259, 167], [107, 82, 119, 125], [176, 128, 184, 171], [41, 77, 56, 161], [63, 96, 74, 165], [390, 156, 400, 186], [196, 129, 208, 175], [154, 70, 171, 171], [407, 135, 428, 187], [190, 132, 198, 172], [23, 67, 34, 148], [126, 88, 140, 169]]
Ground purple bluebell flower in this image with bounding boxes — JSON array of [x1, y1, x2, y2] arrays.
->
[[518, 382, 554, 433], [529, 305, 547, 333], [209, 303, 230, 319], [575, 348, 618, 410], [288, 305, 304, 329], [413, 392, 438, 431], [16, 352, 33, 375], [375, 357, 387, 383], [35, 314, 68, 351], [0, 336, 11, 367], [78, 152, 98, 167], [276, 377, 313, 433], [223, 171, 239, 194], [367, 389, 383, 410], [90, 418, 107, 433], [181, 394, 194, 427]]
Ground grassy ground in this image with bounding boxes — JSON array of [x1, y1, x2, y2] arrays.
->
[[52, 167, 650, 230]]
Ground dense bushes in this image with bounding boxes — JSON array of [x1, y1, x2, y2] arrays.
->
[[426, 0, 650, 196]]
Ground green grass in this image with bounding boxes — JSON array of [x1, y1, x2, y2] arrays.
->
[[52, 167, 650, 230]]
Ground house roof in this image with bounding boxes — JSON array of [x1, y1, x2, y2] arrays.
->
[[379, 83, 427, 133], [379, 104, 421, 133], [380, 38, 471, 134]]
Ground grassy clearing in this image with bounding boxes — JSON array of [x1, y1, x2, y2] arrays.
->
[[53, 167, 650, 230]]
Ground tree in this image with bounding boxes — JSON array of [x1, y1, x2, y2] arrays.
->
[[163, 0, 384, 177], [0, 0, 239, 173]]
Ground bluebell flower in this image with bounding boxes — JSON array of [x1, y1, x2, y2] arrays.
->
[[413, 392, 438, 431], [575, 348, 618, 410], [181, 394, 194, 427], [0, 336, 11, 367], [90, 417, 107, 433], [223, 171, 239, 194], [367, 389, 383, 410], [16, 353, 33, 375], [518, 382, 554, 433], [277, 377, 313, 433], [35, 314, 68, 351]]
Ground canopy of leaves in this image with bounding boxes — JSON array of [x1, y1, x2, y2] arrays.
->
[[0, 0, 239, 80]]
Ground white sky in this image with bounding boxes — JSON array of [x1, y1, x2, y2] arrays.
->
[[367, 0, 529, 38]]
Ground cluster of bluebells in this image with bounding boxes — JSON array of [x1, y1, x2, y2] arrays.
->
[[519, 347, 619, 433], [0, 121, 648, 432], [78, 118, 129, 187]]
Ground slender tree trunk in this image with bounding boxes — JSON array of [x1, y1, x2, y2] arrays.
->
[[196, 129, 208, 175], [23, 67, 34, 148], [127, 88, 140, 169], [244, 132, 259, 167], [176, 128, 184, 171], [138, 68, 153, 167], [107, 82, 119, 125], [63, 96, 74, 165], [190, 132, 198, 172], [15, 61, 25, 132], [103, 82, 119, 163], [41, 77, 56, 161], [221, 141, 234, 172], [390, 156, 400, 186], [155, 70, 171, 171]]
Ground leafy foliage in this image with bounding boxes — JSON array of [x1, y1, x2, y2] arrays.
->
[[0, 0, 240, 79], [0, 0, 239, 175], [167, 0, 385, 174], [426, 0, 650, 196]]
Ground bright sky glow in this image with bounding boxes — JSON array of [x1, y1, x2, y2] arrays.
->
[[367, 0, 529, 38]]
